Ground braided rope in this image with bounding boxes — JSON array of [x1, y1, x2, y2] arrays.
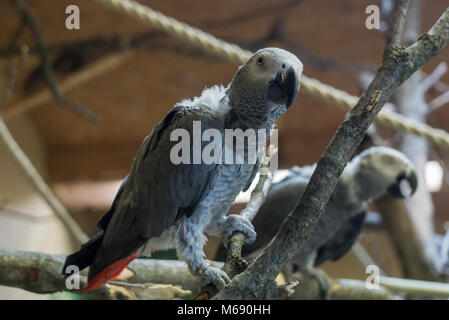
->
[[92, 0, 449, 150]]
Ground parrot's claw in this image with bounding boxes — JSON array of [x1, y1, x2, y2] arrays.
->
[[202, 265, 231, 290], [223, 215, 257, 245]]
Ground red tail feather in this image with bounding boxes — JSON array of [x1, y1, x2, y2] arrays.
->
[[83, 252, 138, 292]]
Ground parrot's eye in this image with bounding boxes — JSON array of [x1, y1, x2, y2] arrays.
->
[[257, 57, 264, 65]]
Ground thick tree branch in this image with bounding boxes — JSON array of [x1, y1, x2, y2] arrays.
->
[[1, 248, 426, 300], [214, 5, 449, 300], [0, 248, 193, 299]]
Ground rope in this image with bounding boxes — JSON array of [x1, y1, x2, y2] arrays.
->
[[91, 0, 449, 150], [0, 117, 89, 244]]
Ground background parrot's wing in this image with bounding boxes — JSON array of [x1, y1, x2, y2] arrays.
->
[[237, 174, 308, 259], [314, 211, 367, 266]]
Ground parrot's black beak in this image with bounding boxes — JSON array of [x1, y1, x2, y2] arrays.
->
[[284, 67, 299, 108], [387, 171, 418, 198], [268, 67, 299, 108]]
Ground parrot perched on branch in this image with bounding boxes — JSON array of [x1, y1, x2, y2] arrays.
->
[[217, 147, 418, 282], [62, 48, 303, 291]]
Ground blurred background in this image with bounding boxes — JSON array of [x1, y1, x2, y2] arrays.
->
[[0, 0, 448, 299]]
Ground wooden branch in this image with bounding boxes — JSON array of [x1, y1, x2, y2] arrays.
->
[[0, 117, 89, 244], [2, 52, 130, 120], [213, 4, 449, 300], [429, 89, 449, 111], [0, 248, 192, 299], [300, 276, 449, 299], [4, 249, 449, 299], [379, 276, 449, 298], [420, 62, 447, 93], [0, 248, 414, 300], [385, 0, 410, 50], [0, 60, 20, 112], [12, 0, 100, 122], [351, 241, 386, 275], [373, 194, 440, 280], [0, 13, 26, 112], [290, 276, 398, 300], [330, 279, 397, 299]]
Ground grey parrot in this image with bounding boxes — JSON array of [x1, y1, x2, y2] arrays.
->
[[217, 146, 418, 281], [62, 48, 303, 291]]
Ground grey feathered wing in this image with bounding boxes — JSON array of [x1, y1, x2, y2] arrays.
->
[[67, 105, 224, 288]]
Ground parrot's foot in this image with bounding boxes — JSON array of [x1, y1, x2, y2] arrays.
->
[[223, 215, 257, 245], [201, 265, 231, 291], [304, 268, 332, 300]]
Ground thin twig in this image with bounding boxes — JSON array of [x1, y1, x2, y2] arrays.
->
[[2, 52, 130, 120], [0, 61, 20, 112], [429, 89, 449, 111], [420, 61, 447, 93], [12, 0, 101, 122], [222, 146, 276, 279], [385, 0, 410, 51], [4, 16, 26, 55], [0, 19, 27, 112], [379, 276, 449, 298], [290, 276, 399, 300], [351, 241, 386, 276]]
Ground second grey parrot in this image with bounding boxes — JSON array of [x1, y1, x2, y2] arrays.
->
[[217, 147, 418, 279], [63, 48, 303, 291]]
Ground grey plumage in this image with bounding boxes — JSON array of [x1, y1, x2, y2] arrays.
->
[[314, 211, 366, 266], [63, 48, 303, 290], [219, 146, 418, 277]]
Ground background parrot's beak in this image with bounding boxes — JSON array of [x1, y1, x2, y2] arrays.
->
[[387, 170, 418, 198]]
